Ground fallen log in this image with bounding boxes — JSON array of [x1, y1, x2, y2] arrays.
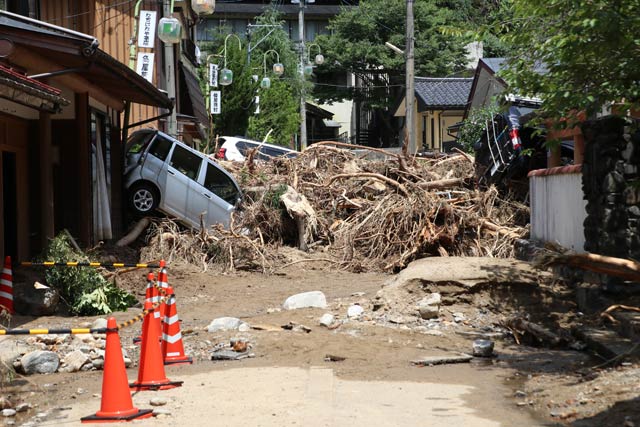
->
[[116, 217, 150, 247], [541, 253, 640, 282], [325, 173, 409, 197], [504, 317, 563, 346], [418, 177, 470, 191], [481, 220, 524, 240]]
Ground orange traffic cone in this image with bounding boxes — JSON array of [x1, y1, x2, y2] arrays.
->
[[130, 301, 183, 391], [162, 286, 193, 366], [0, 256, 14, 314], [134, 272, 162, 345], [81, 317, 152, 423]]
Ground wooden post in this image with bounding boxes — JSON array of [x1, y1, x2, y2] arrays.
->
[[39, 111, 54, 246]]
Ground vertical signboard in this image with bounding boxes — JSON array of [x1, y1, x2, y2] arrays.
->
[[209, 63, 218, 88], [137, 11, 157, 48], [136, 53, 155, 83], [210, 90, 221, 114]]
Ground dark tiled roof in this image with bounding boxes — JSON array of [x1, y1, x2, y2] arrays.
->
[[415, 77, 473, 110]]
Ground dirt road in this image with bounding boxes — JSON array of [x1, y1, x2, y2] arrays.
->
[[4, 264, 561, 426]]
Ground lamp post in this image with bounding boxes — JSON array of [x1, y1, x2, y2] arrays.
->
[[220, 33, 242, 86], [292, 0, 315, 150], [261, 50, 284, 89]]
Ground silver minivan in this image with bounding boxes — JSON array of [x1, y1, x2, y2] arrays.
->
[[124, 129, 241, 229]]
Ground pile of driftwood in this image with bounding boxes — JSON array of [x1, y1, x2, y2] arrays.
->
[[143, 143, 529, 272]]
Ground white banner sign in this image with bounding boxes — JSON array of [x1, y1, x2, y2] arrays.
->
[[209, 63, 218, 87], [137, 10, 157, 48], [210, 90, 221, 115], [136, 52, 155, 83]]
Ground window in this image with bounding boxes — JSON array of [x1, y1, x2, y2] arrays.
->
[[127, 131, 155, 154], [2, 0, 38, 18], [259, 146, 289, 159], [204, 163, 238, 204], [148, 136, 172, 161], [236, 141, 258, 157], [169, 145, 202, 180]]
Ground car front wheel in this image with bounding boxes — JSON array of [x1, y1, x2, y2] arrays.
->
[[129, 184, 158, 215]]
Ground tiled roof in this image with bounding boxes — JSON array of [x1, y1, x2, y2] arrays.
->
[[415, 77, 473, 110]]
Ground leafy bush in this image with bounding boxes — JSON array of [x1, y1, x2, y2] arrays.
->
[[456, 104, 500, 153], [43, 233, 136, 315]]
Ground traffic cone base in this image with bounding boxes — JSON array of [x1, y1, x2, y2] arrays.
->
[[82, 317, 152, 423], [81, 408, 153, 423], [130, 300, 182, 391], [164, 355, 193, 366]]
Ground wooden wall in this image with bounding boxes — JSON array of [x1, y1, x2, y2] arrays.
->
[[39, 0, 162, 132]]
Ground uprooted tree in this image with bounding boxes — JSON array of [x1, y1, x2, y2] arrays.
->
[[142, 144, 529, 273]]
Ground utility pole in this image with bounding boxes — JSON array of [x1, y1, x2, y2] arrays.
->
[[405, 0, 416, 154], [163, 0, 177, 136], [298, 0, 308, 150]]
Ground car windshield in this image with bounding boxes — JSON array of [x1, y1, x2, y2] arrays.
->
[[126, 131, 155, 154]]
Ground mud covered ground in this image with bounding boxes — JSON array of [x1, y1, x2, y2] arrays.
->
[[2, 257, 639, 426]]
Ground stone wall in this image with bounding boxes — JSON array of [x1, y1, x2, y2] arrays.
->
[[581, 116, 640, 260]]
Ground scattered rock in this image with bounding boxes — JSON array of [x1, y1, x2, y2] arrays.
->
[[324, 354, 346, 362], [1, 409, 16, 417], [61, 350, 90, 373], [319, 313, 335, 327], [206, 317, 248, 332], [238, 323, 251, 332], [20, 350, 60, 374], [452, 312, 466, 323], [150, 397, 168, 406], [472, 340, 494, 357], [282, 291, 327, 310], [153, 408, 172, 417], [514, 390, 527, 398], [0, 397, 11, 410], [347, 304, 364, 318], [417, 293, 441, 320]]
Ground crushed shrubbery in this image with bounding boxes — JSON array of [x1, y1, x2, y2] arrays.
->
[[42, 233, 136, 315]]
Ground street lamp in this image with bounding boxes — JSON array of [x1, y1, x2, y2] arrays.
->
[[261, 50, 284, 89], [307, 43, 324, 66], [191, 0, 215, 15], [158, 15, 182, 44], [220, 33, 242, 86]]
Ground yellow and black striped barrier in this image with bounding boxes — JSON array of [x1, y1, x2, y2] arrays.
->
[[0, 289, 172, 336], [21, 261, 163, 269], [0, 327, 108, 335]]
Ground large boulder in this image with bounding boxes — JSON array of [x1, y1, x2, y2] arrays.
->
[[20, 350, 59, 374]]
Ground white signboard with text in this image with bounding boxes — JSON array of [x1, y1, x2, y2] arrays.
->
[[136, 52, 155, 83], [209, 63, 218, 87], [210, 90, 221, 115], [137, 10, 157, 48]]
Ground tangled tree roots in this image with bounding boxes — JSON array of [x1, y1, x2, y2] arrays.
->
[[143, 144, 529, 273]]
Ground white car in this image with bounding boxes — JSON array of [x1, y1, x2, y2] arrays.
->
[[214, 136, 298, 161]]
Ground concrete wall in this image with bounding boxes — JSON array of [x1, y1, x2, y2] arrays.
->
[[530, 166, 586, 252]]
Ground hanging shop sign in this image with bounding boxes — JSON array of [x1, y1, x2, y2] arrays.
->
[[137, 10, 157, 48]]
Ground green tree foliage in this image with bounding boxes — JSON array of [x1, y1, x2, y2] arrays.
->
[[502, 0, 640, 122], [199, 8, 300, 147], [43, 233, 136, 315], [247, 79, 298, 145], [314, 0, 468, 104]]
